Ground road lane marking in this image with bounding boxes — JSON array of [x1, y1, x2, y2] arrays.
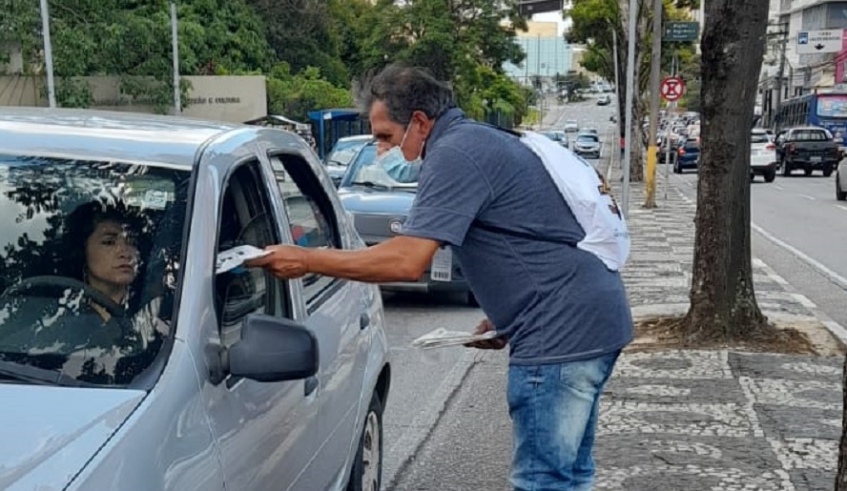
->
[[751, 223, 847, 292], [800, 194, 816, 200], [836, 204, 847, 212], [773, 185, 784, 190]]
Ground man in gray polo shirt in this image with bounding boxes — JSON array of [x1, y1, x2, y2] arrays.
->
[[249, 64, 633, 491]]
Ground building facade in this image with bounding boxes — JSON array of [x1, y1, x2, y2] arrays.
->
[[502, 21, 574, 87]]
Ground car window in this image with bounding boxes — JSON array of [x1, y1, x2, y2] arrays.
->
[[0, 154, 189, 387], [215, 161, 286, 348], [577, 135, 598, 143], [790, 130, 828, 141], [270, 155, 342, 305], [750, 132, 770, 143]]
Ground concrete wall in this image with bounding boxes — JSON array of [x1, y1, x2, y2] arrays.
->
[[0, 75, 267, 123]]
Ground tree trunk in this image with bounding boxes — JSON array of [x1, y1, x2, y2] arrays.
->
[[615, 1, 645, 183], [681, 0, 769, 342]]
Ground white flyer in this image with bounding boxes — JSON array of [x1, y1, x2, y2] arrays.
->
[[430, 246, 452, 282], [216, 245, 271, 274], [411, 328, 499, 350]]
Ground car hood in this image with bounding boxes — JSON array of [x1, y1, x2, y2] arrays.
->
[[0, 384, 145, 490], [338, 188, 417, 214]]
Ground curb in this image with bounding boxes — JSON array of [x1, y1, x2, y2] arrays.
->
[[383, 348, 483, 490]]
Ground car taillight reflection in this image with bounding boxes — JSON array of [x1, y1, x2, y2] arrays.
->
[[765, 143, 776, 151]]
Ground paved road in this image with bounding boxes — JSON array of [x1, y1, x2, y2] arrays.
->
[[670, 170, 847, 329]]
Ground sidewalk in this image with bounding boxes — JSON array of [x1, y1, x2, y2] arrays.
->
[[390, 170, 845, 491]]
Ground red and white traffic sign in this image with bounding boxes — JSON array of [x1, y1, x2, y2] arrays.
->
[[660, 76, 685, 102]]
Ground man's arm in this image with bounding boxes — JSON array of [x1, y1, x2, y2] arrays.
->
[[248, 235, 441, 283]]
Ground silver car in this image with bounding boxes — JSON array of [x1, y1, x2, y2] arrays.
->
[[573, 132, 601, 159], [337, 142, 477, 306], [0, 108, 390, 491]]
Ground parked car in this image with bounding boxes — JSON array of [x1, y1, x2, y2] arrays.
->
[[564, 120, 579, 133], [673, 139, 701, 173], [542, 130, 569, 148], [775, 126, 842, 177], [750, 129, 777, 182], [324, 134, 373, 187], [0, 107, 390, 491], [337, 142, 477, 306], [597, 95, 611, 106], [838, 158, 847, 200], [572, 132, 601, 159]]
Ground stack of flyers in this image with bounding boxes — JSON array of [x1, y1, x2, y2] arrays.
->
[[216, 245, 271, 274], [410, 327, 499, 350]]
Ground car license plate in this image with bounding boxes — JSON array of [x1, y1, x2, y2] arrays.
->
[[811, 156, 822, 162], [430, 246, 452, 282]]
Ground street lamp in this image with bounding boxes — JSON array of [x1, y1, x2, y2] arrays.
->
[[171, 1, 181, 114], [39, 0, 56, 108]]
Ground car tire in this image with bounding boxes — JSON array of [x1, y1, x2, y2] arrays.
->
[[782, 160, 791, 176], [764, 169, 776, 183], [673, 162, 682, 174], [467, 291, 480, 308], [837, 172, 847, 201], [347, 392, 384, 491], [823, 166, 833, 178], [804, 168, 813, 177]]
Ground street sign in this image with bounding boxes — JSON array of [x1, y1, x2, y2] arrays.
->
[[660, 76, 685, 102], [663, 22, 700, 42], [518, 0, 563, 15], [797, 29, 844, 54]]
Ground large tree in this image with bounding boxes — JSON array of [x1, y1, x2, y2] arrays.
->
[[679, 0, 769, 340], [361, 0, 529, 124]]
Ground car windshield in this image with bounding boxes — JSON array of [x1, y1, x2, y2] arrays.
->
[[326, 139, 370, 166], [343, 145, 419, 190], [0, 154, 189, 387], [792, 130, 828, 141], [750, 133, 770, 144], [577, 135, 598, 143]]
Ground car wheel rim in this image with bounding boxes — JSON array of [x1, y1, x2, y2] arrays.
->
[[361, 411, 380, 491]]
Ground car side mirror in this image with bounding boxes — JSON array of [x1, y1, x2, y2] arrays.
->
[[227, 314, 319, 383]]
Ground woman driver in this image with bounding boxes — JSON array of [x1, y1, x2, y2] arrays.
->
[[65, 202, 140, 320]]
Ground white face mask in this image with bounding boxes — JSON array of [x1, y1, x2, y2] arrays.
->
[[375, 122, 425, 182]]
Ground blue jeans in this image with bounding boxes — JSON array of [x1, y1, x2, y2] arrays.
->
[[507, 350, 621, 491]]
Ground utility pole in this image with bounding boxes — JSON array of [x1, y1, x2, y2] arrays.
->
[[644, 0, 663, 208], [613, 28, 622, 171], [622, 0, 638, 218], [171, 1, 181, 115], [773, 26, 788, 129], [39, 0, 56, 108], [664, 51, 677, 201]]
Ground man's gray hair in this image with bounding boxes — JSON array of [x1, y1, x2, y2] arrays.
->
[[357, 64, 456, 126]]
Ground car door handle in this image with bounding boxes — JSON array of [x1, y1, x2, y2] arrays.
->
[[359, 313, 370, 330], [304, 376, 318, 397]]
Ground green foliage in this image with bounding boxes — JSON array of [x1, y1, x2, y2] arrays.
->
[[1, 0, 532, 126], [1, 0, 272, 111], [266, 64, 353, 122]]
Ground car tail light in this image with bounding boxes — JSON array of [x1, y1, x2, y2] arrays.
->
[[765, 143, 775, 151], [678, 147, 686, 156]]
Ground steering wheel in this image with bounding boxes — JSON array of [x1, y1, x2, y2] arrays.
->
[[1, 276, 127, 318]]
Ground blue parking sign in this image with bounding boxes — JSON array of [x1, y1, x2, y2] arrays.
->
[[798, 31, 809, 44]]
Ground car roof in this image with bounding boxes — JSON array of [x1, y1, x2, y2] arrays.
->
[[336, 134, 373, 142], [0, 107, 302, 169]]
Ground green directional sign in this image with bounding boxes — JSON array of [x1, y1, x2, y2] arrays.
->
[[663, 21, 700, 42]]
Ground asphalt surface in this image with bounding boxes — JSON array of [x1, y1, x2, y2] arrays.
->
[[671, 170, 847, 329]]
